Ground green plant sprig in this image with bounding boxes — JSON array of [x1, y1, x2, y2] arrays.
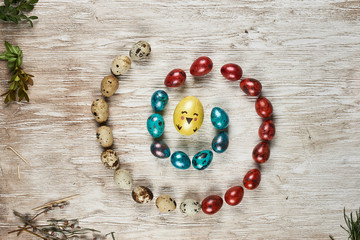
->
[[330, 208, 360, 240], [0, 0, 38, 27], [0, 41, 34, 104]]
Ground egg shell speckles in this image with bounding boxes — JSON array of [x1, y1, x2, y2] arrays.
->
[[101, 149, 119, 170], [96, 126, 113, 148], [155, 195, 176, 212], [150, 140, 171, 158], [151, 90, 169, 112], [171, 151, 191, 170], [91, 99, 109, 123], [147, 113, 165, 138], [114, 169, 133, 190], [111, 55, 131, 76], [132, 186, 153, 204], [101, 75, 119, 97], [211, 107, 229, 130], [212, 131, 229, 153], [129, 41, 151, 60], [180, 199, 201, 216]]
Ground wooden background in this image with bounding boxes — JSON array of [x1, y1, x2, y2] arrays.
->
[[1, 0, 359, 239]]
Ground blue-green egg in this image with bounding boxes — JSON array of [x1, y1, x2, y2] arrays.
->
[[150, 140, 170, 158], [147, 113, 165, 138], [212, 131, 229, 153], [151, 90, 169, 112], [171, 151, 191, 169], [192, 150, 213, 170], [211, 107, 229, 130]]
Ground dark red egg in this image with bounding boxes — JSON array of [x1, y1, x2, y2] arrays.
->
[[201, 195, 223, 215], [164, 69, 186, 87], [255, 97, 273, 118], [221, 63, 243, 81], [259, 119, 275, 141], [252, 141, 270, 164], [240, 78, 262, 96], [224, 186, 244, 206], [190, 56, 213, 76], [243, 169, 261, 190]]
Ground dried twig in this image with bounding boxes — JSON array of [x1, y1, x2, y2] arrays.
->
[[32, 194, 80, 211], [6, 146, 31, 166]]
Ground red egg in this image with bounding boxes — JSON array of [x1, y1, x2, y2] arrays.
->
[[259, 119, 275, 141], [240, 78, 262, 96], [164, 69, 186, 87], [252, 141, 270, 164], [201, 195, 223, 215], [255, 97, 273, 118], [243, 169, 261, 190], [221, 63, 243, 81], [224, 186, 244, 206], [190, 56, 213, 76]]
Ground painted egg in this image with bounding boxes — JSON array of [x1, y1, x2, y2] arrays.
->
[[243, 169, 261, 190], [224, 186, 244, 206], [165, 69, 186, 87], [147, 113, 165, 138], [255, 97, 273, 118], [259, 119, 275, 141], [171, 151, 191, 169], [132, 186, 153, 204], [180, 199, 201, 216], [211, 107, 229, 130], [190, 56, 213, 76], [150, 140, 170, 158], [192, 150, 213, 170], [202, 195, 223, 215], [221, 63, 243, 81], [151, 90, 169, 112], [240, 78, 262, 96], [212, 131, 229, 153], [252, 141, 270, 164], [173, 96, 204, 136]]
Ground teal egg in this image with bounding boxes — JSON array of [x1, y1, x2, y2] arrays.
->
[[151, 90, 169, 112], [192, 150, 213, 170], [212, 131, 229, 153], [211, 107, 229, 130], [147, 113, 165, 138], [171, 151, 191, 169]]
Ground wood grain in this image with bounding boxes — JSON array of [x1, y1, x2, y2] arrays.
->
[[1, 0, 359, 239]]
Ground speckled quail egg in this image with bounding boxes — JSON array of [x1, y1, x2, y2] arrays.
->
[[91, 99, 109, 123], [96, 126, 113, 148], [132, 186, 153, 204], [101, 75, 119, 97], [114, 169, 133, 190], [101, 149, 119, 170], [180, 199, 201, 216], [129, 41, 151, 60], [111, 55, 131, 76], [155, 194, 176, 212]]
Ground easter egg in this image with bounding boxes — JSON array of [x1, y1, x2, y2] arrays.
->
[[259, 119, 275, 141], [147, 114, 165, 138], [165, 69, 186, 87], [240, 78, 262, 96], [212, 131, 229, 153], [171, 151, 191, 170], [252, 141, 270, 164], [151, 90, 169, 112], [202, 195, 223, 215], [173, 96, 204, 136], [150, 140, 170, 158], [192, 150, 213, 170], [211, 107, 229, 130], [224, 186, 244, 206], [221, 63, 243, 81], [243, 169, 261, 190], [190, 56, 213, 76], [255, 97, 273, 119]]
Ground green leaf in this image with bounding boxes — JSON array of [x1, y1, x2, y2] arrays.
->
[[8, 57, 17, 63], [4, 41, 12, 52], [28, 15, 38, 20], [10, 91, 16, 101], [4, 0, 10, 8], [29, 0, 39, 4], [7, 62, 15, 69], [16, 57, 22, 67]]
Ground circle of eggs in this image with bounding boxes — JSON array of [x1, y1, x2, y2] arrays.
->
[[173, 96, 204, 136]]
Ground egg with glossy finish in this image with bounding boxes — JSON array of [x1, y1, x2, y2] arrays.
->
[[190, 56, 213, 76], [240, 78, 262, 96], [252, 141, 270, 164], [192, 150, 213, 170], [165, 69, 186, 87], [147, 114, 165, 138], [212, 131, 229, 153], [221, 63, 243, 81], [173, 96, 204, 136], [255, 97, 273, 118], [224, 186, 244, 206], [150, 140, 170, 158], [151, 90, 169, 112], [259, 119, 275, 141], [211, 107, 229, 130], [243, 169, 261, 190], [202, 195, 223, 215], [171, 151, 191, 169]]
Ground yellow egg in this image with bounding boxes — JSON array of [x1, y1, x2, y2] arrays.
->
[[173, 96, 204, 136]]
